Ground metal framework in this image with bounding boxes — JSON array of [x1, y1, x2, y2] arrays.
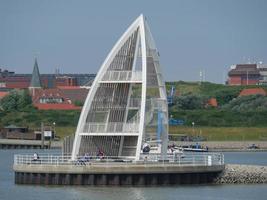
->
[[72, 14, 168, 160]]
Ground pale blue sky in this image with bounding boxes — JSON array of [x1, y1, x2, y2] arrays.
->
[[1, 0, 267, 83]]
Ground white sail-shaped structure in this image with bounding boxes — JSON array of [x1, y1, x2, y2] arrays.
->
[[71, 14, 168, 160]]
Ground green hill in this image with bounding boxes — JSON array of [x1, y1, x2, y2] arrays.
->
[[166, 81, 267, 127], [1, 82, 267, 140]]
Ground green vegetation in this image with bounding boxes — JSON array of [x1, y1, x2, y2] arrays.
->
[[0, 90, 80, 138], [0, 90, 33, 112], [167, 81, 267, 127], [222, 95, 267, 112], [169, 126, 267, 141], [0, 110, 80, 127], [171, 110, 267, 127], [1, 82, 267, 141], [74, 100, 84, 107], [175, 94, 208, 110], [55, 126, 76, 139]]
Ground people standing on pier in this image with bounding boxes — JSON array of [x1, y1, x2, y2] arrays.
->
[[32, 152, 40, 163], [142, 143, 150, 154], [77, 153, 90, 165], [97, 149, 104, 159]]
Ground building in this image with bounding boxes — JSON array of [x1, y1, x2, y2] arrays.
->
[[239, 88, 267, 97], [0, 63, 95, 90], [0, 91, 9, 99], [32, 87, 88, 105], [29, 58, 42, 96], [228, 63, 267, 85], [71, 15, 169, 161], [24, 60, 89, 110], [31, 88, 88, 110], [55, 76, 77, 87], [58, 86, 89, 104]]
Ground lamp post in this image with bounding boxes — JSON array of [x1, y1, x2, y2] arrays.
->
[[41, 122, 44, 149], [192, 122, 195, 136], [53, 122, 56, 140]]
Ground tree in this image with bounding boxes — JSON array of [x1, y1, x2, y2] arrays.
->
[[174, 94, 208, 110], [17, 90, 32, 110], [222, 94, 267, 112], [74, 100, 84, 107], [214, 88, 241, 106], [0, 90, 33, 112]]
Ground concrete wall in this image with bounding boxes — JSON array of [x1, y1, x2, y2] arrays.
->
[[14, 163, 224, 185]]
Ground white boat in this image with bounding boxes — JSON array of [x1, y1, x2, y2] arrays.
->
[[181, 144, 208, 152]]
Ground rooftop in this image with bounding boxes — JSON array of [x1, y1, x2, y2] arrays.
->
[[239, 88, 267, 96]]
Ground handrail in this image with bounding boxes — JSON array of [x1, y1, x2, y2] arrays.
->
[[101, 70, 142, 82], [83, 122, 139, 133], [14, 153, 224, 166]]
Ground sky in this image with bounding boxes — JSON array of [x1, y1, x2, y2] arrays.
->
[[0, 0, 267, 83]]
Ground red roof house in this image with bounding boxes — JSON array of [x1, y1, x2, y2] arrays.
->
[[0, 91, 9, 99], [34, 103, 81, 110], [207, 98, 218, 107], [31, 88, 82, 110], [239, 88, 267, 97]]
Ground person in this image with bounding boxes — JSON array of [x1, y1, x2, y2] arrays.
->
[[97, 149, 104, 159], [32, 152, 40, 163], [142, 143, 150, 154], [76, 154, 89, 166], [84, 153, 90, 161]]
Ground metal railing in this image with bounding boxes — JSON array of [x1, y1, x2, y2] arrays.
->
[[14, 153, 224, 166], [101, 70, 142, 82], [83, 122, 139, 133]]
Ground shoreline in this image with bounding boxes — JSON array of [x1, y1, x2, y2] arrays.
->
[[174, 141, 267, 152], [1, 139, 267, 152]]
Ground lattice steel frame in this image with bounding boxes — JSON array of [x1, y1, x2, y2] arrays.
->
[[71, 14, 168, 160]]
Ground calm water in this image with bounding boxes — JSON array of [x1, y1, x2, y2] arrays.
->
[[1, 149, 267, 200]]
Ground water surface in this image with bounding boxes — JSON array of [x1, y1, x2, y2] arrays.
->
[[1, 149, 267, 200]]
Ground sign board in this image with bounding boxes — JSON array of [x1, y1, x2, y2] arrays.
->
[[44, 131, 52, 137]]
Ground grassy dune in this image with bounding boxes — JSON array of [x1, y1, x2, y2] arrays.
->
[[55, 126, 76, 139], [55, 126, 267, 141], [169, 126, 267, 141]]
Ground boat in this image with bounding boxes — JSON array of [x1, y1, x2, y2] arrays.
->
[[181, 144, 208, 152]]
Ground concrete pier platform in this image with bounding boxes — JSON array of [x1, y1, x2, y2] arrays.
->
[[13, 154, 225, 185], [14, 163, 224, 185]]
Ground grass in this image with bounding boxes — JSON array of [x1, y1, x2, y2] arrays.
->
[[54, 126, 76, 139], [169, 126, 267, 141], [54, 125, 267, 141], [166, 81, 201, 95]]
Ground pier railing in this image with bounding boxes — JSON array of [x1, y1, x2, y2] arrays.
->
[[83, 122, 139, 133], [101, 71, 142, 82], [14, 153, 224, 166]]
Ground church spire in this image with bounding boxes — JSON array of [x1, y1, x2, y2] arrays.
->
[[29, 58, 42, 88]]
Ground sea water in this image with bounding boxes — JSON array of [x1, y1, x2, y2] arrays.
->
[[1, 149, 267, 200]]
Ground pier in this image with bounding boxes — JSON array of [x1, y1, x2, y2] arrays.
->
[[13, 153, 224, 185]]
